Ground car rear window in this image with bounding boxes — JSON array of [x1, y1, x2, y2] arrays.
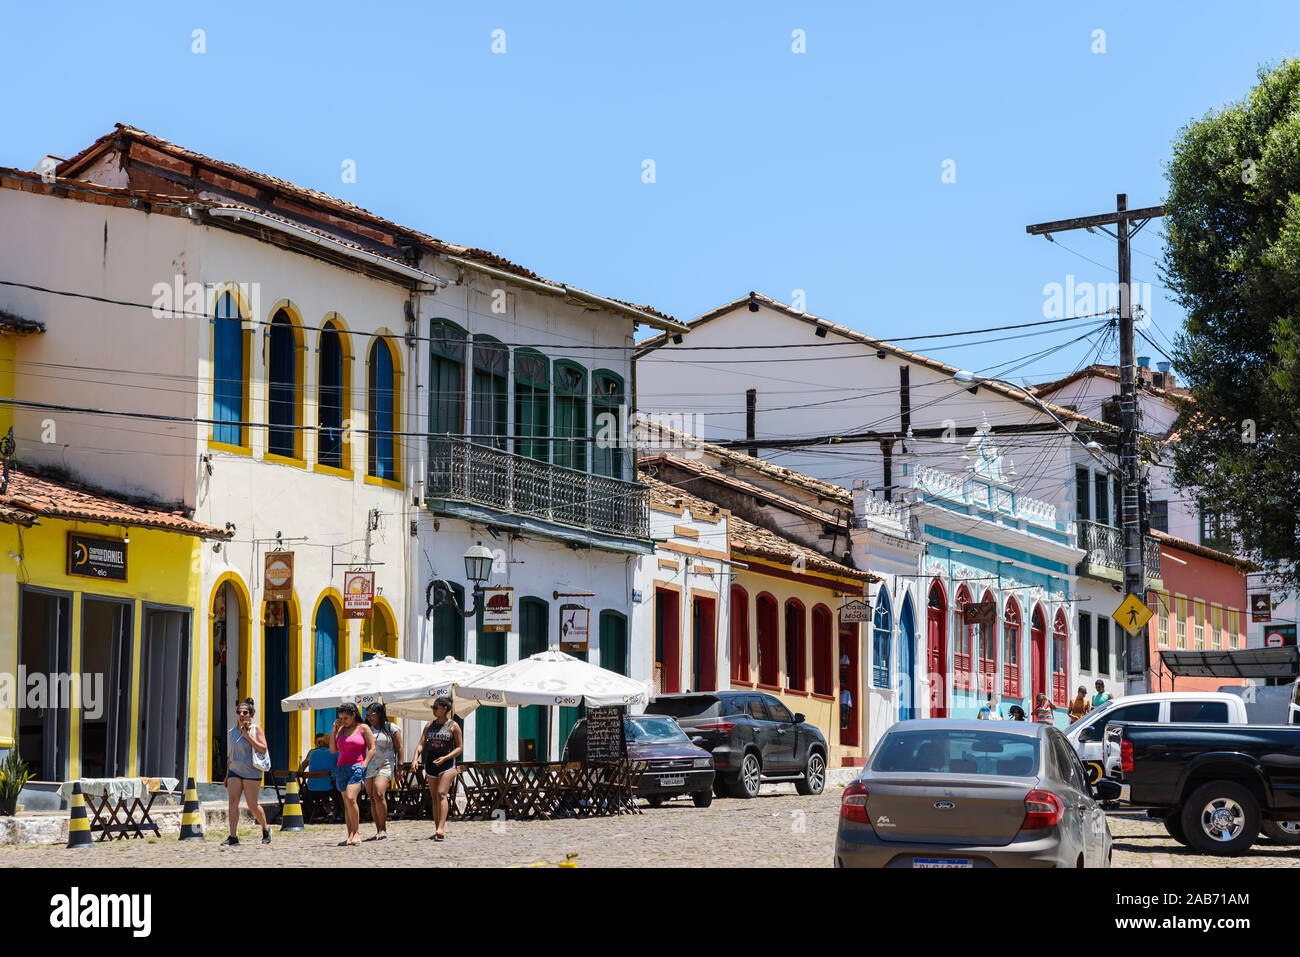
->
[[872, 730, 1040, 777], [646, 695, 720, 719], [1107, 702, 1160, 724], [1170, 701, 1229, 723]]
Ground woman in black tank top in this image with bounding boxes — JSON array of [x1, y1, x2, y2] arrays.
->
[[412, 697, 462, 841]]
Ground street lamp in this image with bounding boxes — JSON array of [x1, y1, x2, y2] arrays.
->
[[425, 541, 495, 620]]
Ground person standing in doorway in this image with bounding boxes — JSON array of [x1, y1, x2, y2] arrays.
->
[[364, 703, 402, 841], [413, 697, 462, 842], [1093, 680, 1113, 710], [1032, 692, 1055, 724], [976, 691, 1003, 720], [1068, 687, 1092, 724], [223, 697, 271, 846], [330, 703, 375, 847]]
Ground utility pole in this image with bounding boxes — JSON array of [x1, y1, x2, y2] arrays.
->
[[1026, 194, 1165, 696]]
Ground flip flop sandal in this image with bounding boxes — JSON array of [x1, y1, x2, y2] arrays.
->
[[433, 833, 446, 842]]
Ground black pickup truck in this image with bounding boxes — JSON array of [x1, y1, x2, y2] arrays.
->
[[1105, 721, 1300, 855]]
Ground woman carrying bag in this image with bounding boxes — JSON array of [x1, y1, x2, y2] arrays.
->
[[223, 697, 272, 847]]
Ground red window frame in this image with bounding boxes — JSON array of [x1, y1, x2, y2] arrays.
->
[[1052, 610, 1069, 706], [784, 599, 807, 692], [977, 589, 997, 694], [756, 593, 779, 687], [811, 605, 834, 696], [1003, 598, 1021, 699], [953, 586, 974, 691], [730, 585, 750, 683]]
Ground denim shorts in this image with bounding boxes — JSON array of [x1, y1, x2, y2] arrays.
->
[[333, 764, 365, 790], [227, 770, 259, 781]]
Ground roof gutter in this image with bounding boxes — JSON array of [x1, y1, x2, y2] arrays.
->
[[203, 207, 449, 288], [440, 253, 687, 333]]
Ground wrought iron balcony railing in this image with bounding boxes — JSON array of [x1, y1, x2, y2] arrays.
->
[[427, 437, 650, 540], [1076, 519, 1162, 581]]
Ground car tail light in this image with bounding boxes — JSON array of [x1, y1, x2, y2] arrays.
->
[[1121, 739, 1133, 774], [693, 721, 736, 733], [1021, 789, 1064, 830], [841, 781, 870, 823]]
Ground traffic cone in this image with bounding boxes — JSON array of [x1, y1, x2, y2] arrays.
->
[[67, 782, 93, 849], [178, 777, 204, 841], [279, 778, 305, 832]]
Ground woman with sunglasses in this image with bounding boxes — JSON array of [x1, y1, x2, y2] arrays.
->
[[223, 697, 271, 846], [412, 697, 462, 841], [363, 702, 402, 841], [329, 703, 375, 846]]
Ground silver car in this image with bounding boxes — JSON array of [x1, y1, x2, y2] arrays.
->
[[835, 719, 1117, 868]]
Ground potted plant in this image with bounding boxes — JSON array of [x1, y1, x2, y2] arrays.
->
[[0, 750, 32, 815]]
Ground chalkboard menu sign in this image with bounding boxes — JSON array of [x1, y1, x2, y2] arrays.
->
[[585, 706, 627, 764]]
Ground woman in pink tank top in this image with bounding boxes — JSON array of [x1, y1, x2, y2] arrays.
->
[[329, 703, 375, 846]]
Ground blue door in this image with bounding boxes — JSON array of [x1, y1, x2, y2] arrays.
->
[[898, 596, 916, 721], [264, 621, 289, 773], [314, 601, 339, 737]]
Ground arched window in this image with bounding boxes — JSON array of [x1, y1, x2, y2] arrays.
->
[[872, 592, 892, 689], [756, 593, 779, 686], [927, 580, 948, 717], [812, 605, 833, 695], [1003, 598, 1021, 698], [471, 335, 508, 450], [730, 586, 750, 682], [368, 337, 399, 480], [267, 308, 302, 460], [1052, 610, 1069, 706], [212, 291, 247, 448], [514, 349, 549, 462], [784, 599, 806, 691], [554, 361, 588, 472], [432, 582, 465, 661], [978, 589, 997, 693], [953, 586, 974, 690], [429, 320, 466, 490], [592, 370, 625, 480], [317, 318, 349, 470]]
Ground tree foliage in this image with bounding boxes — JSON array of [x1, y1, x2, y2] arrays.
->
[[1163, 59, 1300, 588]]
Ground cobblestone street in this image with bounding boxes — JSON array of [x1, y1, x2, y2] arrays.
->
[[4, 790, 1299, 867]]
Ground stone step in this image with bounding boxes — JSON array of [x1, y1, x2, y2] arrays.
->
[[0, 800, 283, 846]]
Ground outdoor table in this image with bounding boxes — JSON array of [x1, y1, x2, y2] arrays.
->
[[56, 777, 179, 841], [456, 761, 646, 821]]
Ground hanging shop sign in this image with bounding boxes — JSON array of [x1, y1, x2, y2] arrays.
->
[[67, 532, 128, 582], [962, 600, 998, 629], [481, 587, 514, 632], [264, 601, 286, 628], [1250, 593, 1272, 622], [838, 599, 871, 623], [264, 551, 295, 601], [560, 605, 590, 653], [344, 571, 376, 620]]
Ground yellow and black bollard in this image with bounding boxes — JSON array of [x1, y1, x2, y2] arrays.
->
[[178, 777, 205, 841], [279, 778, 305, 832], [67, 782, 93, 849]]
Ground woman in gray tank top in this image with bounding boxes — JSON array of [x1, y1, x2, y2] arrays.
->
[[363, 702, 403, 841], [224, 697, 271, 846]]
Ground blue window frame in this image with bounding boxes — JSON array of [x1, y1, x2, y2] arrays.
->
[[213, 292, 244, 446], [368, 338, 397, 480], [873, 592, 892, 689]]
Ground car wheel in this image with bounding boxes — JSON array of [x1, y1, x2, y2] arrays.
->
[[1163, 815, 1190, 847], [645, 795, 664, 807], [1179, 781, 1260, 856], [795, 751, 826, 796], [729, 752, 762, 799], [1260, 820, 1300, 845], [692, 790, 713, 809]]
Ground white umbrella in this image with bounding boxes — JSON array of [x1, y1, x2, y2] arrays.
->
[[456, 647, 651, 708], [280, 654, 489, 719]]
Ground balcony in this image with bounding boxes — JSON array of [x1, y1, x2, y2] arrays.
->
[[427, 437, 650, 543], [1076, 519, 1162, 584]]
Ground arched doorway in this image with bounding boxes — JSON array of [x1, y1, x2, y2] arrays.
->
[[926, 581, 947, 718], [1030, 606, 1047, 704], [898, 594, 916, 721], [262, 595, 298, 774], [210, 577, 250, 781], [313, 596, 341, 737]]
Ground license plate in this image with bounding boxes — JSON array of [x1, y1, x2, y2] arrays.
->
[[912, 858, 972, 868], [659, 776, 686, 787]]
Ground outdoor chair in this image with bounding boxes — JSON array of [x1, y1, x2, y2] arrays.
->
[[297, 770, 340, 824]]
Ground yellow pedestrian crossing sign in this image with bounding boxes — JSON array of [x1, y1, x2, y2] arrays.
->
[[1113, 593, 1153, 638]]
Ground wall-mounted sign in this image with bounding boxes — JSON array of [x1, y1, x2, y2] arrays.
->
[[264, 601, 286, 628], [1265, 624, 1296, 648], [839, 599, 871, 623], [264, 551, 294, 601], [67, 532, 127, 581], [963, 600, 998, 629], [481, 587, 514, 632], [344, 571, 376, 620], [632, 589, 644, 604], [1250, 593, 1272, 622], [560, 605, 590, 653]]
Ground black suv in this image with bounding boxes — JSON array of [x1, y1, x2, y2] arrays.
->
[[645, 691, 828, 799]]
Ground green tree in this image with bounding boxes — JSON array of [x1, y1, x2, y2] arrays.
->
[[1162, 60, 1300, 588]]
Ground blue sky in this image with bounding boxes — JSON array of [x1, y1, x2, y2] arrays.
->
[[2, 0, 1297, 383]]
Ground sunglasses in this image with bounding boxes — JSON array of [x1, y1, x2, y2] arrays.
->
[[236, 710, 251, 716]]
